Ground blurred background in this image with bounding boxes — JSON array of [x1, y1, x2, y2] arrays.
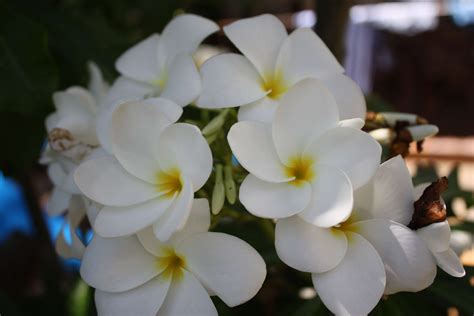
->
[[0, 0, 473, 315]]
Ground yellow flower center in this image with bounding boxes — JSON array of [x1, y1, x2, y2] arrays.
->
[[150, 70, 168, 90], [155, 248, 186, 281], [284, 156, 315, 186], [331, 216, 359, 242], [261, 72, 288, 100], [156, 168, 183, 198]]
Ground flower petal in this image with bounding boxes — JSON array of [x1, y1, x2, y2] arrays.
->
[[276, 28, 344, 85], [153, 177, 194, 242], [196, 53, 266, 109], [104, 76, 155, 106], [178, 232, 266, 307], [74, 156, 159, 207], [223, 14, 287, 78], [312, 232, 386, 316], [87, 61, 108, 105], [111, 99, 180, 182], [416, 221, 451, 253], [321, 74, 366, 120], [156, 123, 212, 191], [237, 97, 278, 122], [433, 248, 465, 277], [80, 235, 159, 292], [228, 121, 290, 183], [168, 198, 211, 246], [273, 79, 339, 164], [161, 54, 201, 107], [275, 216, 347, 273], [46, 187, 71, 216], [116, 34, 161, 82], [298, 165, 353, 227], [95, 275, 171, 316], [338, 118, 365, 129], [352, 219, 436, 294], [94, 195, 175, 238], [306, 126, 381, 189], [353, 156, 414, 225], [157, 269, 217, 316], [240, 174, 311, 219], [157, 14, 218, 66]]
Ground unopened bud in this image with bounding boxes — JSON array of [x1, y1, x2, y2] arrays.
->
[[369, 128, 395, 145], [224, 165, 236, 204], [406, 125, 439, 142], [212, 164, 225, 215], [202, 109, 229, 136], [380, 112, 417, 126]]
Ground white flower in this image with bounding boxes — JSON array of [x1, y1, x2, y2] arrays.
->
[[80, 199, 266, 316], [74, 98, 213, 241], [105, 14, 218, 106], [46, 62, 108, 153], [275, 156, 439, 315], [97, 14, 218, 153], [197, 14, 365, 122], [228, 78, 381, 226], [413, 184, 466, 278]]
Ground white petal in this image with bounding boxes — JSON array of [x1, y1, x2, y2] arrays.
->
[[178, 232, 266, 307], [433, 248, 465, 277], [223, 14, 287, 77], [80, 235, 159, 292], [338, 118, 365, 129], [104, 76, 155, 107], [45, 112, 59, 132], [157, 14, 218, 66], [416, 221, 451, 253], [273, 79, 339, 164], [111, 98, 180, 182], [94, 195, 175, 238], [168, 198, 211, 246], [240, 174, 311, 219], [98, 79, 155, 153], [353, 156, 415, 225], [237, 97, 278, 122], [413, 182, 431, 200], [137, 226, 169, 257], [95, 276, 171, 316], [116, 34, 161, 82], [275, 216, 347, 273], [157, 270, 217, 316], [46, 187, 71, 216], [87, 61, 108, 105], [298, 165, 353, 227], [47, 162, 66, 186], [353, 219, 436, 294], [153, 177, 194, 242], [156, 123, 212, 191], [74, 156, 159, 207], [306, 126, 381, 189], [196, 53, 266, 109], [161, 54, 201, 107], [321, 74, 366, 120], [312, 232, 385, 316], [276, 28, 344, 85], [228, 121, 290, 182]]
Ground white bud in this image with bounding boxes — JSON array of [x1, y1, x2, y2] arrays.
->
[[369, 128, 395, 145], [380, 112, 417, 126], [406, 124, 439, 141]]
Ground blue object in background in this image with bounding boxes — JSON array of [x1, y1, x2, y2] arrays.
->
[[0, 171, 82, 270]]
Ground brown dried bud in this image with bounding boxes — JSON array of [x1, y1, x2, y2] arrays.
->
[[408, 177, 449, 230], [48, 128, 93, 162]]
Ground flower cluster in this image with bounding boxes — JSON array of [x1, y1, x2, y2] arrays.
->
[[41, 13, 464, 316]]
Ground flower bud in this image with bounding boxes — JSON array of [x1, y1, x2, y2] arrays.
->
[[406, 124, 439, 142], [224, 165, 236, 204], [380, 112, 417, 126], [202, 109, 229, 136], [369, 128, 395, 145], [212, 164, 225, 215]]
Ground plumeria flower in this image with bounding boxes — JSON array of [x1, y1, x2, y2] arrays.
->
[[97, 14, 219, 153], [80, 199, 266, 316], [197, 14, 365, 122], [228, 78, 381, 226], [275, 156, 439, 315], [412, 186, 466, 278], [74, 98, 213, 241]]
